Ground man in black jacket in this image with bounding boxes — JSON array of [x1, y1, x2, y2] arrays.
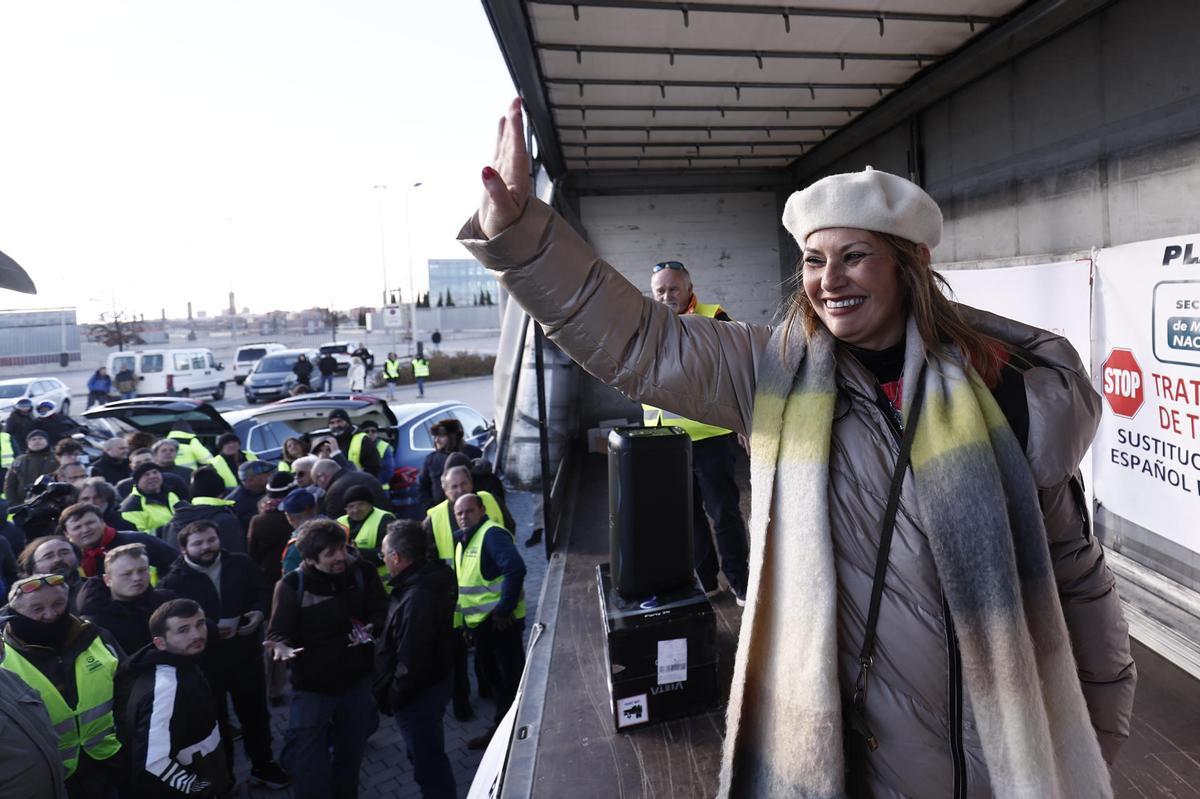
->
[[164, 467, 244, 552], [374, 520, 457, 799], [89, 437, 131, 485], [77, 543, 175, 656], [158, 521, 288, 791], [311, 457, 387, 520], [114, 598, 231, 798], [266, 519, 388, 799], [227, 460, 275, 532]]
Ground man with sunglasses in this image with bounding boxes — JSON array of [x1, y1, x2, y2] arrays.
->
[[1, 572, 125, 798], [645, 260, 750, 606]]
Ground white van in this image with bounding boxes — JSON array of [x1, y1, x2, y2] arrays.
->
[[232, 342, 286, 385], [107, 348, 226, 400]]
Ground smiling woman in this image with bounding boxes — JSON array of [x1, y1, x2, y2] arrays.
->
[[456, 100, 1136, 798]]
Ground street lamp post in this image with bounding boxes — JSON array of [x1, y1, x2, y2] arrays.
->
[[405, 181, 423, 356], [373, 185, 388, 308]]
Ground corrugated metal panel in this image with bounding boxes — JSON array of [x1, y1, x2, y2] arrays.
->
[[0, 308, 81, 365]]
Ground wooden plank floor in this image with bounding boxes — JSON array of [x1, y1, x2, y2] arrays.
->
[[527, 454, 1200, 797]]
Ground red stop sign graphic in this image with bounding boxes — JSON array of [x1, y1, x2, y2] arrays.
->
[[1102, 348, 1144, 418]]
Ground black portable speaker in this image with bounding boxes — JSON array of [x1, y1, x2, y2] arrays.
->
[[607, 425, 694, 598]]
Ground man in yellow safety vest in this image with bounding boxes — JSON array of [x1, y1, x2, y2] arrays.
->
[[424, 462, 511, 721], [411, 356, 430, 398], [452, 493, 526, 750], [382, 352, 403, 402], [336, 485, 395, 580], [1, 573, 123, 795], [644, 260, 750, 605]]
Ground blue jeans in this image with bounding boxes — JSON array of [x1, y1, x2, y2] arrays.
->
[[320, 374, 335, 393], [416, 377, 426, 396], [281, 678, 378, 799], [393, 677, 456, 799]]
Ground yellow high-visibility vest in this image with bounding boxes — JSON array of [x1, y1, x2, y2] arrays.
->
[[412, 359, 430, 378], [166, 431, 213, 468], [383, 359, 402, 379], [454, 518, 526, 629], [121, 489, 181, 533], [642, 300, 732, 442], [0, 634, 121, 777], [427, 490, 504, 629], [336, 506, 394, 581], [210, 451, 259, 489]]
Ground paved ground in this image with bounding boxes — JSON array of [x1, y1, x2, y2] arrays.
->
[[230, 486, 549, 798]]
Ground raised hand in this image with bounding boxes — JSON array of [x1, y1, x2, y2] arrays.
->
[[478, 97, 532, 239]]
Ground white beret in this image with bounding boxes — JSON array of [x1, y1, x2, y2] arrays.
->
[[781, 167, 943, 249]]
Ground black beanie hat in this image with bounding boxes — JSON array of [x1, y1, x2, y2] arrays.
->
[[131, 461, 161, 485], [328, 409, 351, 423], [191, 466, 226, 498], [216, 432, 240, 449], [343, 485, 375, 506]]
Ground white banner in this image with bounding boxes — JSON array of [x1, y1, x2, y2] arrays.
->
[[1092, 233, 1200, 553]]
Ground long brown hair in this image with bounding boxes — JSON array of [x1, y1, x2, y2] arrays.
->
[[781, 231, 1008, 387]]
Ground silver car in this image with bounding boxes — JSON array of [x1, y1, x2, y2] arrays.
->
[[0, 377, 73, 418], [243, 349, 319, 404]]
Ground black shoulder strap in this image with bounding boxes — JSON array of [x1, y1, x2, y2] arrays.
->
[[851, 363, 928, 750]]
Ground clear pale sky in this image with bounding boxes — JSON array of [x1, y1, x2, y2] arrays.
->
[[0, 1, 516, 321]]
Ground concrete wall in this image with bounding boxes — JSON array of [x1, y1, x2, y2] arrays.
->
[[571, 191, 786, 426]]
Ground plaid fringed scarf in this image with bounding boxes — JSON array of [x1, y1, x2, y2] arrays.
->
[[718, 316, 1111, 798]]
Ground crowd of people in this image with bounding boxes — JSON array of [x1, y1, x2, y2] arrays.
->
[[0, 406, 527, 799]]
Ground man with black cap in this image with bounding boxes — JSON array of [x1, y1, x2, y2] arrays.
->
[[416, 418, 482, 511], [248, 472, 297, 585], [119, 462, 184, 535], [210, 432, 258, 491], [248, 473, 298, 706], [336, 484, 395, 580], [227, 459, 276, 532], [327, 409, 380, 475], [4, 397, 37, 452], [116, 447, 190, 501], [3, 429, 56, 503], [1, 572, 125, 798], [165, 466, 245, 551], [35, 400, 80, 446]]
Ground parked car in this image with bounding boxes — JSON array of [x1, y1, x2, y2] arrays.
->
[[224, 394, 492, 518], [0, 377, 73, 419], [106, 349, 226, 400], [232, 342, 286, 385], [81, 397, 233, 456], [242, 349, 319, 404], [317, 341, 362, 375]]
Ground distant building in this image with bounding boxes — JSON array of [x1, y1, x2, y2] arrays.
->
[[427, 258, 499, 306], [0, 308, 80, 367]]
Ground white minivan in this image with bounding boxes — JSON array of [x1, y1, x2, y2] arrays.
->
[[233, 342, 286, 385], [107, 348, 226, 400]]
